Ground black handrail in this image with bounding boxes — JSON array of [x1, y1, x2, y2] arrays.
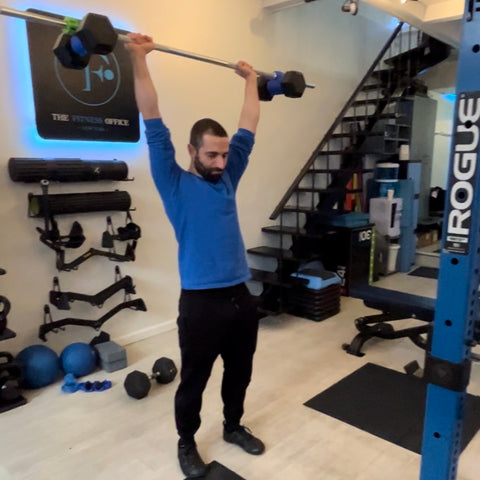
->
[[269, 21, 405, 220]]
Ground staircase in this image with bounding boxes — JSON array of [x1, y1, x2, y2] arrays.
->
[[247, 24, 451, 318]]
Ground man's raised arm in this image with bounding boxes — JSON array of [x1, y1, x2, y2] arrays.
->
[[235, 61, 260, 135], [125, 33, 161, 120]]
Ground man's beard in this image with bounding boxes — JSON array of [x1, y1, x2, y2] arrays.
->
[[194, 155, 224, 184]]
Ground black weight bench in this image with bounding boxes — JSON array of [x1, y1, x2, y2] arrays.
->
[[343, 285, 435, 357]]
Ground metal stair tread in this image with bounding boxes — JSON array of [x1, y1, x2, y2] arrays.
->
[[380, 136, 411, 141], [361, 83, 384, 91], [295, 187, 362, 193], [351, 96, 405, 106], [317, 149, 350, 155], [371, 67, 395, 76], [330, 132, 384, 138], [282, 205, 317, 213], [261, 225, 306, 235], [261, 224, 358, 239], [342, 112, 402, 122], [247, 246, 294, 259], [250, 268, 308, 288], [249, 268, 283, 285], [351, 96, 409, 108], [306, 168, 374, 174]]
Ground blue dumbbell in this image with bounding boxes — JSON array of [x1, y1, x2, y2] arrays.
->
[[257, 71, 307, 101]]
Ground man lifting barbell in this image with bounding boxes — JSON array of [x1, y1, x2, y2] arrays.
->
[[125, 33, 265, 478], [0, 5, 317, 477]]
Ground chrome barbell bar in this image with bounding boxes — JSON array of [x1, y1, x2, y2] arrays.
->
[[0, 5, 315, 88]]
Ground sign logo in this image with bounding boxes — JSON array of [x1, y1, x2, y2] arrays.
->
[[54, 54, 121, 107], [446, 91, 480, 254]]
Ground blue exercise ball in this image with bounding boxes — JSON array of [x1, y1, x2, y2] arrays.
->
[[16, 344, 61, 389], [60, 342, 97, 377]]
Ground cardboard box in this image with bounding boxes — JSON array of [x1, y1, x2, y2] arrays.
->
[[416, 230, 437, 248]]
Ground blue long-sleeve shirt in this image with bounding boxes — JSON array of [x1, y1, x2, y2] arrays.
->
[[145, 118, 254, 290]]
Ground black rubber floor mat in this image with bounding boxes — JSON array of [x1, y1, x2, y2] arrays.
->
[[407, 266, 439, 279], [304, 362, 480, 454]]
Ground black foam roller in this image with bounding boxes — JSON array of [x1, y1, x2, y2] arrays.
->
[[9, 158, 128, 182], [28, 190, 131, 217]]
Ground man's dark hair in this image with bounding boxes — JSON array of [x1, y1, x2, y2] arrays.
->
[[189, 118, 228, 149]]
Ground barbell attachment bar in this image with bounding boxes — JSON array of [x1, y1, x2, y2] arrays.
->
[[130, 39, 315, 89], [0, 5, 315, 89]]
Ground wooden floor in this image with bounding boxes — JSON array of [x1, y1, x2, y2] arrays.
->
[[1, 273, 479, 480]]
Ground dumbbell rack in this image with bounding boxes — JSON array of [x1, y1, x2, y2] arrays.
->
[[0, 269, 15, 342], [0, 269, 27, 413], [0, 397, 26, 415], [0, 354, 27, 414]]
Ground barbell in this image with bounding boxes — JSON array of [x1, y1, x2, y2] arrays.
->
[[0, 6, 315, 101]]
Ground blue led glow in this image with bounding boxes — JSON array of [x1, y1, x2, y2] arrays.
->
[[5, 2, 143, 159], [389, 17, 401, 30], [442, 93, 456, 103]]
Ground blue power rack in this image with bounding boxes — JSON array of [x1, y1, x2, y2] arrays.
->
[[420, 1, 480, 479]]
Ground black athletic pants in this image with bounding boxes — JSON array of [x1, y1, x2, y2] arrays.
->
[[174, 283, 259, 442]]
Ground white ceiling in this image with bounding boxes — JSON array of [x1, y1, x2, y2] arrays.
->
[[261, 0, 463, 92], [262, 1, 464, 47], [361, 0, 464, 47]]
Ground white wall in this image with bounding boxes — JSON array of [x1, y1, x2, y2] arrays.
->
[[0, 0, 395, 355], [429, 91, 455, 189]]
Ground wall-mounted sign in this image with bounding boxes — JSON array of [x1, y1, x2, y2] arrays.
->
[[26, 9, 139, 142]]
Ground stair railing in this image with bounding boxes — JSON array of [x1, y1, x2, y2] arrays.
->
[[269, 21, 405, 220]]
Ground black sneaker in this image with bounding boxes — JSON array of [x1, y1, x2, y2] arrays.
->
[[223, 425, 265, 455], [178, 441, 208, 478]]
